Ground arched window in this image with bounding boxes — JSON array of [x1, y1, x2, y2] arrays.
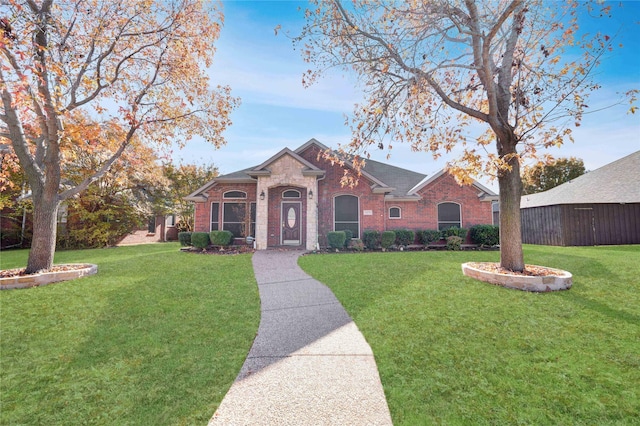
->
[[282, 190, 301, 198], [223, 190, 246, 199], [334, 195, 359, 237], [437, 202, 461, 230], [389, 206, 401, 219]]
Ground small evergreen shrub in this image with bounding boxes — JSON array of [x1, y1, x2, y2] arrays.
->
[[469, 224, 500, 246], [380, 231, 396, 250], [446, 235, 463, 251], [393, 229, 415, 246], [417, 230, 441, 245], [210, 230, 233, 246], [441, 226, 467, 239], [327, 231, 347, 250], [178, 232, 192, 247], [191, 232, 210, 249], [349, 238, 365, 251], [362, 230, 381, 250], [343, 229, 354, 248]]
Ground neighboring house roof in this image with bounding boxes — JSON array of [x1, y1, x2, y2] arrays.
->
[[520, 150, 640, 208], [184, 138, 499, 201]]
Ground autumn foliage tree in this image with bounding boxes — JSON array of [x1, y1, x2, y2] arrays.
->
[[297, 0, 636, 271], [0, 0, 237, 273], [522, 156, 585, 195], [162, 162, 218, 232], [59, 116, 168, 248]]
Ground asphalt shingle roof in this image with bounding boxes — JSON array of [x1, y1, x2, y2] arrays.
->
[[520, 150, 640, 208], [359, 157, 426, 197]]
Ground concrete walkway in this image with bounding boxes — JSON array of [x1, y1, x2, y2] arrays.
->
[[209, 250, 393, 425]]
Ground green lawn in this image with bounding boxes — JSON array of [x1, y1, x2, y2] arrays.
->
[[299, 245, 640, 425], [1, 244, 260, 425]]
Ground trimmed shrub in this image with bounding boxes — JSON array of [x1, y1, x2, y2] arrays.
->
[[349, 238, 365, 251], [446, 235, 463, 251], [469, 224, 500, 247], [441, 226, 467, 239], [381, 231, 396, 250], [210, 230, 233, 246], [343, 229, 354, 248], [362, 230, 381, 250], [393, 229, 415, 246], [327, 231, 346, 250], [417, 229, 441, 245], [191, 232, 210, 249], [178, 232, 192, 247]]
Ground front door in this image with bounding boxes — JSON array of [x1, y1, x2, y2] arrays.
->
[[282, 202, 301, 245]]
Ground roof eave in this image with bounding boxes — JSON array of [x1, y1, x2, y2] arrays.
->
[[384, 195, 421, 202], [479, 193, 499, 202], [302, 170, 326, 177], [183, 195, 208, 202], [214, 177, 257, 183], [372, 186, 394, 194], [246, 170, 271, 177]]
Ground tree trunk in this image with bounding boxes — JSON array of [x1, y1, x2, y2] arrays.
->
[[497, 150, 525, 272], [26, 192, 60, 274]]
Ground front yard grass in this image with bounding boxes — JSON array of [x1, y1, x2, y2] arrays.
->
[[299, 245, 640, 425], [1, 244, 260, 425]]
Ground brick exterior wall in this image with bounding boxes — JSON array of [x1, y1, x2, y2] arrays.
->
[[192, 144, 494, 248], [193, 183, 258, 233]]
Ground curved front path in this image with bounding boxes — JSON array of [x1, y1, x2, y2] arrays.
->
[[209, 250, 392, 425]]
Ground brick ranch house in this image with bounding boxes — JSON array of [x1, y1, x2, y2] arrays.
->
[[186, 139, 498, 250]]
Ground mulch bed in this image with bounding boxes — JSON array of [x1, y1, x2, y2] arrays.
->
[[181, 246, 255, 255], [0, 264, 89, 279], [465, 262, 565, 277]]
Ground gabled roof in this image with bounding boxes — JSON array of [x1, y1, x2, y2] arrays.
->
[[247, 147, 325, 178], [408, 169, 498, 201], [184, 138, 499, 201], [520, 150, 640, 208]]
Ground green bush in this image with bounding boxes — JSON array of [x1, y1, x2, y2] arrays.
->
[[381, 231, 396, 250], [327, 231, 347, 250], [393, 229, 415, 246], [469, 224, 500, 246], [210, 230, 233, 246], [191, 232, 210, 249], [446, 235, 463, 251], [441, 226, 467, 240], [417, 230, 441, 245], [349, 238, 365, 251], [178, 232, 192, 246], [362, 230, 381, 250], [343, 229, 354, 248]]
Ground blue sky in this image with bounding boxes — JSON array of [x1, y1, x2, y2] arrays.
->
[[173, 1, 640, 191]]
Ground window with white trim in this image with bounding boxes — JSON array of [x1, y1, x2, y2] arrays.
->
[[211, 202, 220, 231], [437, 202, 461, 230], [223, 190, 246, 199], [334, 195, 359, 237], [222, 202, 256, 238], [223, 202, 246, 237], [389, 206, 401, 219]]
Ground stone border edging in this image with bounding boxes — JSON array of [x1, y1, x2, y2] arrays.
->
[[461, 262, 572, 292], [0, 264, 98, 290]]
